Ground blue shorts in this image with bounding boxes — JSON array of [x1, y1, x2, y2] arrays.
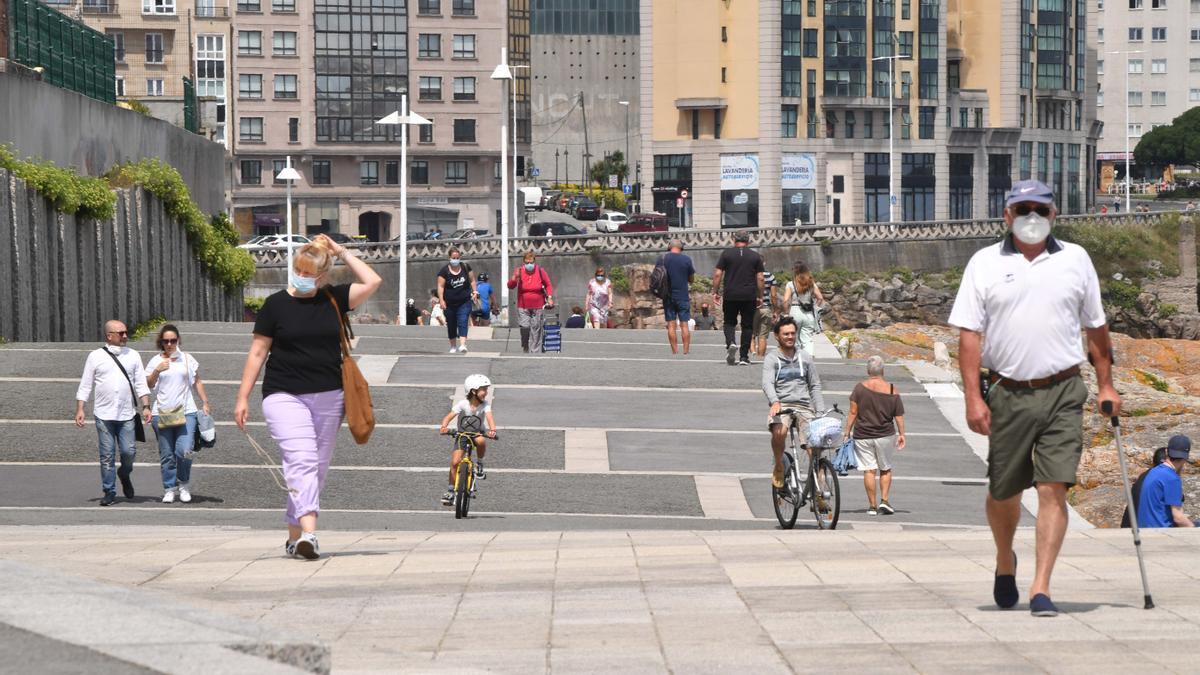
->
[[664, 297, 691, 323]]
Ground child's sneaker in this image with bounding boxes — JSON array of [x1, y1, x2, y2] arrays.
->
[[441, 488, 454, 506], [878, 501, 895, 515], [474, 460, 486, 480], [294, 532, 320, 560]]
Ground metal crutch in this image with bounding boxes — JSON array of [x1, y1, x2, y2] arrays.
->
[[1102, 399, 1155, 610]]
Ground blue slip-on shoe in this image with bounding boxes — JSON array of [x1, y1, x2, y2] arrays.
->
[[1030, 593, 1059, 617], [993, 552, 1018, 609]]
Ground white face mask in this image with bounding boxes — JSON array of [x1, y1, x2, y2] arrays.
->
[[1012, 212, 1051, 245], [105, 344, 123, 354]]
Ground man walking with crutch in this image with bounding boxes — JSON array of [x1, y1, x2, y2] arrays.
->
[[951, 180, 1121, 618]]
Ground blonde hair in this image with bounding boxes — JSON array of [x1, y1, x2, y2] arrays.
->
[[523, 250, 536, 263], [294, 238, 336, 277], [792, 262, 814, 292]]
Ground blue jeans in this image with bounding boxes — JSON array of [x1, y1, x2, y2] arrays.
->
[[152, 413, 196, 489], [446, 301, 472, 340], [96, 418, 136, 497]]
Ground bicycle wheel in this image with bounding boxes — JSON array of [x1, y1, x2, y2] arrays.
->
[[811, 457, 841, 530], [454, 460, 471, 519], [773, 452, 801, 529]]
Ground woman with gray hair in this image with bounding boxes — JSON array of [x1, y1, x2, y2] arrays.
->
[[843, 355, 906, 515]]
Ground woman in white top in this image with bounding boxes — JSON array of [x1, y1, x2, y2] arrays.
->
[[780, 261, 826, 356], [586, 266, 614, 328], [145, 324, 210, 503]]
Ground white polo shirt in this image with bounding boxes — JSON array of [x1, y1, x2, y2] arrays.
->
[[949, 235, 1106, 381]]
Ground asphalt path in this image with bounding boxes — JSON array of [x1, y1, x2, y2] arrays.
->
[[0, 322, 1018, 531]]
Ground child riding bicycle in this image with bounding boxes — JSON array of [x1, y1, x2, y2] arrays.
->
[[439, 374, 498, 506], [762, 317, 826, 489]]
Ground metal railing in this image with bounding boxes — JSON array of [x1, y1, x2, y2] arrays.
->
[[194, 4, 230, 17]]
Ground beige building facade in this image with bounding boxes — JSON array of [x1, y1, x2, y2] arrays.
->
[[641, 0, 1098, 229]]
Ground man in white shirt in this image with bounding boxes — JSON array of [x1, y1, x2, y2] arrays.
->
[[75, 320, 152, 506], [950, 180, 1120, 618]]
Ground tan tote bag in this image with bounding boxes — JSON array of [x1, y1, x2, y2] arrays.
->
[[324, 289, 375, 444]]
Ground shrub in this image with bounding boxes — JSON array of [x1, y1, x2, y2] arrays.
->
[[1101, 279, 1142, 311], [129, 316, 165, 341], [814, 267, 865, 290], [689, 275, 713, 293], [1056, 214, 1181, 282], [1159, 303, 1179, 319], [886, 266, 915, 284], [608, 265, 630, 294], [0, 145, 116, 220], [244, 296, 267, 313], [124, 100, 152, 116]]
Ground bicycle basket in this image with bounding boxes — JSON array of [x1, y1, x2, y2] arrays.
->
[[458, 413, 484, 434], [807, 416, 843, 449]]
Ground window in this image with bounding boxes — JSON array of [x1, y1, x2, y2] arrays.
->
[[846, 110, 856, 138], [1191, 58, 1200, 71], [111, 32, 125, 62], [897, 31, 913, 57], [1192, 29, 1200, 41], [1099, 28, 1104, 42], [453, 34, 476, 59], [919, 71, 937, 99], [1019, 142, 1032, 180], [1037, 142, 1048, 183], [959, 107, 969, 127], [240, 160, 262, 185], [902, 0, 910, 17], [1152, 59, 1167, 73], [1130, 0, 1143, 6], [274, 75, 297, 99], [142, 0, 174, 14], [115, 76, 125, 96], [783, 69, 802, 97], [1097, 59, 1104, 76], [419, 123, 434, 143], [1190, 88, 1200, 101], [901, 70, 912, 98], [825, 29, 867, 57], [288, 117, 299, 143], [1129, 27, 1143, 41], [782, 105, 798, 137], [1152, 27, 1167, 40], [239, 31, 262, 55], [272, 0, 294, 10], [1129, 59, 1144, 73], [419, 76, 442, 101], [273, 159, 287, 185], [237, 0, 259, 10], [803, 29, 818, 57], [949, 154, 973, 220], [784, 0, 802, 13], [419, 34, 441, 58], [145, 78, 163, 96], [239, 74, 262, 98], [145, 33, 164, 63], [1129, 123, 1143, 136], [974, 107, 983, 127], [453, 77, 476, 101], [410, 160, 429, 185], [863, 111, 873, 138], [918, 106, 935, 139], [900, 109, 912, 139], [919, 32, 937, 59], [384, 161, 399, 185], [948, 61, 959, 90], [445, 160, 468, 185], [240, 117, 263, 141], [452, 0, 474, 15], [418, 0, 440, 14], [1038, 23, 1064, 51], [360, 161, 379, 185], [453, 119, 476, 143], [825, 68, 866, 96], [195, 34, 225, 98], [1152, 0, 1166, 6], [901, 153, 935, 221], [1152, 90, 1167, 105], [311, 160, 331, 185], [864, 153, 890, 223], [273, 31, 297, 56], [1098, 90, 1105, 106]]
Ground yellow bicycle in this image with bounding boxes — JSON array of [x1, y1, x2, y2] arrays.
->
[[444, 425, 497, 520]]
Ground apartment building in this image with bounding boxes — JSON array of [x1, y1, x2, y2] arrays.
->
[[51, 0, 230, 136], [229, 0, 515, 241], [640, 0, 1097, 229], [530, 0, 641, 190], [1093, 0, 1199, 187]]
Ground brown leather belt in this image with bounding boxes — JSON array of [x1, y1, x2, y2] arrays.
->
[[988, 366, 1080, 390]]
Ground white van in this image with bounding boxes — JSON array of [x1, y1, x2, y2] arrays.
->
[[594, 211, 628, 233], [518, 187, 543, 210]]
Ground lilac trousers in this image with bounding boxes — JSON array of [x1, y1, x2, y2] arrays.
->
[[262, 389, 344, 526]]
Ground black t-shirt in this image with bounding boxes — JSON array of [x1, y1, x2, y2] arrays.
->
[[253, 284, 351, 399], [405, 304, 422, 325], [716, 246, 765, 302], [438, 263, 473, 306]]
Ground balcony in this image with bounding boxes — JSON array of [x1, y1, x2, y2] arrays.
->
[[195, 3, 230, 17], [80, 1, 117, 13]]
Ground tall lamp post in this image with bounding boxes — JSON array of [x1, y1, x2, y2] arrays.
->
[[491, 49, 514, 324], [375, 94, 430, 324], [275, 156, 302, 274], [619, 100, 630, 193], [872, 40, 909, 224], [555, 148, 560, 186], [1111, 49, 1144, 214]]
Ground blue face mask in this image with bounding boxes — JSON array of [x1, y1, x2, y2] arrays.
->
[[449, 258, 462, 268], [290, 271, 318, 293], [525, 263, 535, 272]]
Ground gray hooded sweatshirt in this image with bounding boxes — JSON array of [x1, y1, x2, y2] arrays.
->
[[762, 347, 826, 411]]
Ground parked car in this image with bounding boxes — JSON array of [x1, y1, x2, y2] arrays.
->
[[446, 228, 492, 240], [324, 232, 354, 244], [540, 190, 561, 210], [573, 199, 601, 220], [594, 211, 629, 233], [528, 222, 588, 237], [619, 213, 669, 234], [237, 234, 311, 250], [519, 186, 543, 210]]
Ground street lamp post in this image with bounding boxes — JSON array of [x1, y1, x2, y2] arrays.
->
[[872, 48, 910, 225], [374, 95, 430, 324], [564, 149, 570, 185], [555, 148, 560, 186], [274, 156, 302, 274], [491, 49, 514, 324], [1111, 49, 1144, 214], [619, 100, 630, 192]]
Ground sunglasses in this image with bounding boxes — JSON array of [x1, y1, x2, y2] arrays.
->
[[107, 331, 127, 336], [1012, 204, 1052, 217], [161, 338, 178, 345]]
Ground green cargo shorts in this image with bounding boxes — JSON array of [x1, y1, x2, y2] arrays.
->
[[986, 375, 1088, 500]]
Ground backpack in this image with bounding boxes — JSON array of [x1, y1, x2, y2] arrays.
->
[[650, 255, 671, 301]]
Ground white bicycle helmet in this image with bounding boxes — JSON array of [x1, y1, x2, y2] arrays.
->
[[464, 374, 492, 393]]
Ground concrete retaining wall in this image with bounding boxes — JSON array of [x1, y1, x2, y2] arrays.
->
[[0, 169, 242, 342], [0, 67, 226, 215], [252, 234, 995, 322]]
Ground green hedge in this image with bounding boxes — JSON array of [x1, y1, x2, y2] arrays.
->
[[0, 145, 116, 220]]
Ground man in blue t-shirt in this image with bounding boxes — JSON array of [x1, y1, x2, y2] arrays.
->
[[1137, 435, 1196, 529], [662, 240, 695, 355], [472, 273, 494, 326]]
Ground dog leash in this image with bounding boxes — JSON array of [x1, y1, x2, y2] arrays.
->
[[241, 427, 298, 494]]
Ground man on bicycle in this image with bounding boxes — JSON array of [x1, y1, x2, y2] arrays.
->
[[763, 317, 826, 489]]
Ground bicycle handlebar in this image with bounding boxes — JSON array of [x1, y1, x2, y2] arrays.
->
[[778, 403, 842, 417], [442, 430, 500, 440]]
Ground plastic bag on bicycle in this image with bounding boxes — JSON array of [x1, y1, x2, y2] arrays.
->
[[807, 416, 843, 449]]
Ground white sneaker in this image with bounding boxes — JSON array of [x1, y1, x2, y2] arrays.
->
[[162, 488, 176, 503], [295, 532, 320, 560], [177, 483, 192, 503], [459, 345, 468, 354], [448, 346, 459, 354]]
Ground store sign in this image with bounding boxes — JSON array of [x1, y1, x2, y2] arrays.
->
[[416, 196, 449, 206], [782, 153, 816, 190], [720, 153, 760, 191]]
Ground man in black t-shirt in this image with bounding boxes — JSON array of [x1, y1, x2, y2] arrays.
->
[[712, 231, 765, 365]]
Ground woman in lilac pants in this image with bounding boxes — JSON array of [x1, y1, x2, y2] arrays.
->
[[234, 234, 381, 560]]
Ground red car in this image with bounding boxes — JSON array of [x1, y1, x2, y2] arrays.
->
[[618, 213, 669, 233]]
